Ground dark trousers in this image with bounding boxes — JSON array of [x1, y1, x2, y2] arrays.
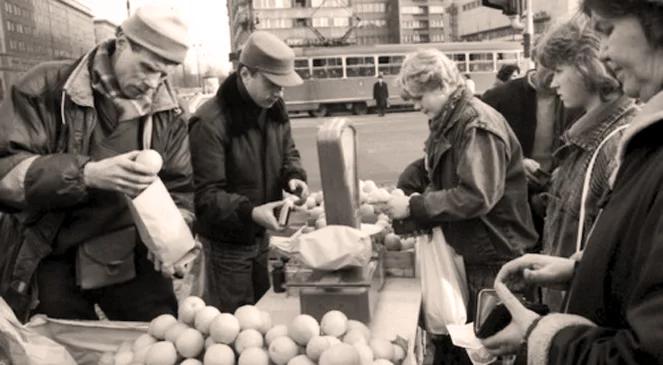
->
[[376, 101, 387, 116], [432, 264, 502, 365], [35, 243, 177, 321], [202, 236, 271, 313]]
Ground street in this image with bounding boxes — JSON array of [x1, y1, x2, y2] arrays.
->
[[290, 111, 429, 191]]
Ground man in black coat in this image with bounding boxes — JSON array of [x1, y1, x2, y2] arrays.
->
[[373, 73, 389, 116], [189, 31, 308, 312]]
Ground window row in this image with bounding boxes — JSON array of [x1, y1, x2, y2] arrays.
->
[[292, 51, 521, 79], [353, 2, 386, 13]]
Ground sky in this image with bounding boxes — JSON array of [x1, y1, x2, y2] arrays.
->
[[86, 0, 232, 74]]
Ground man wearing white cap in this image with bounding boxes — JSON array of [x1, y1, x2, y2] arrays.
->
[[0, 3, 194, 321], [190, 31, 308, 312]]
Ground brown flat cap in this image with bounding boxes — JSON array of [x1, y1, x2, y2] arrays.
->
[[240, 31, 303, 87]]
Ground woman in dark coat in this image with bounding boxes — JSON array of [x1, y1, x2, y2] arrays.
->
[[480, 1, 663, 364]]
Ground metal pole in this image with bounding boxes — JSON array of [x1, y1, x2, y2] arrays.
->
[[126, 0, 131, 17], [525, 0, 534, 68], [196, 45, 202, 90]]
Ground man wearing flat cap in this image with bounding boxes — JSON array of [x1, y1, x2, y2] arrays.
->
[[190, 31, 308, 312], [0, 2, 194, 321]]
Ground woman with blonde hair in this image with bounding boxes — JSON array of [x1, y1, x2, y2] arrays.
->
[[535, 15, 638, 311], [386, 48, 537, 364]]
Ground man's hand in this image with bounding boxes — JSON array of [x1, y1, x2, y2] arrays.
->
[[252, 201, 285, 231], [495, 254, 576, 292], [83, 150, 158, 197], [480, 282, 541, 356], [288, 179, 309, 200], [386, 195, 411, 219]]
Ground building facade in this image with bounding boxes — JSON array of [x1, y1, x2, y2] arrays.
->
[[397, 0, 446, 44], [445, 0, 581, 42], [94, 18, 117, 44], [0, 0, 95, 100], [227, 0, 447, 59]]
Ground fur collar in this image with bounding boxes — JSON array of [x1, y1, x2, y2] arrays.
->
[[215, 72, 289, 136]]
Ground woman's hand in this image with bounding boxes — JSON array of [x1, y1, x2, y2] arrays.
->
[[480, 282, 541, 356], [495, 254, 576, 292]]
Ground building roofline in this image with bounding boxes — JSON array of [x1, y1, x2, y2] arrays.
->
[[57, 0, 93, 17], [93, 19, 119, 27]]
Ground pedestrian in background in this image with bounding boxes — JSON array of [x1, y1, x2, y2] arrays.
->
[[481, 0, 663, 363], [534, 15, 637, 311], [387, 48, 538, 365], [493, 64, 521, 88], [464, 74, 476, 95], [0, 2, 194, 321], [373, 72, 389, 116], [189, 31, 308, 313]]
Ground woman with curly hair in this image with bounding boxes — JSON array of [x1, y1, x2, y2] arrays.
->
[[386, 48, 538, 365], [535, 15, 638, 311], [481, 1, 663, 364]]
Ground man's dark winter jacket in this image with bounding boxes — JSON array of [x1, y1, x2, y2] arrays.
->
[[0, 52, 193, 320], [189, 73, 306, 244], [482, 75, 576, 158], [526, 91, 663, 365]]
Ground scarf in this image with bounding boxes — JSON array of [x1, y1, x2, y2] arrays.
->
[[90, 40, 160, 123]]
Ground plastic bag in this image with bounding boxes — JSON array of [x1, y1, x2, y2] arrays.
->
[[26, 315, 147, 365], [296, 225, 372, 271], [416, 227, 469, 335], [0, 298, 77, 365]]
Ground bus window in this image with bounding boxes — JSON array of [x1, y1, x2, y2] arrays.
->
[[448, 53, 467, 73], [469, 52, 494, 72], [378, 55, 405, 75], [346, 56, 375, 77], [312, 57, 343, 79], [295, 59, 311, 79], [496, 51, 521, 68]]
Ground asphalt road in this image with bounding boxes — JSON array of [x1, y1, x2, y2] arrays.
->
[[290, 111, 429, 191]]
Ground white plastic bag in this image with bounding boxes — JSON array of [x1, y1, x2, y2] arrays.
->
[[0, 298, 77, 365], [416, 227, 469, 335], [27, 315, 147, 365], [296, 225, 372, 271]]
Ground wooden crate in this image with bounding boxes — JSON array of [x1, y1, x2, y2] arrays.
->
[[384, 249, 415, 277]]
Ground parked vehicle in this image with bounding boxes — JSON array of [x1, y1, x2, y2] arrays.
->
[[286, 41, 528, 117]]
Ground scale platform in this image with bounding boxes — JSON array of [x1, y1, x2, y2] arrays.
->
[[286, 253, 385, 323]]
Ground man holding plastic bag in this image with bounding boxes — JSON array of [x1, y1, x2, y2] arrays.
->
[[0, 2, 194, 322], [386, 49, 538, 364]]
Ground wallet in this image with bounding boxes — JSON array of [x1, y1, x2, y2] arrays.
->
[[76, 227, 137, 290], [475, 301, 550, 339]]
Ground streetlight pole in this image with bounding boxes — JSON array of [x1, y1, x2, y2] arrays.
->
[[126, 0, 131, 17], [525, 0, 534, 68]]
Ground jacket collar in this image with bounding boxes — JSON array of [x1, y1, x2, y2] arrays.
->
[[215, 72, 288, 136], [429, 86, 470, 140], [562, 95, 636, 151], [617, 90, 663, 162], [61, 40, 179, 114]]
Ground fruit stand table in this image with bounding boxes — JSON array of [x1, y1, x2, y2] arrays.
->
[[256, 277, 424, 364]]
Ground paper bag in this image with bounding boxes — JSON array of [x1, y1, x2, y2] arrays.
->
[[296, 225, 372, 271], [0, 298, 77, 365], [127, 178, 196, 267]]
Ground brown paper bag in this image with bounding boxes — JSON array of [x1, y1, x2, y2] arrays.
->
[[127, 178, 196, 267]]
